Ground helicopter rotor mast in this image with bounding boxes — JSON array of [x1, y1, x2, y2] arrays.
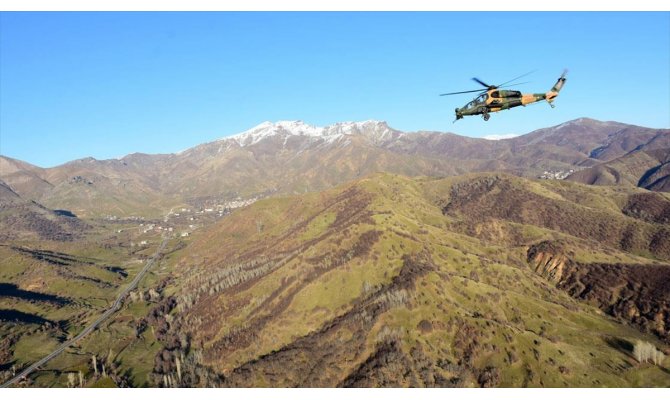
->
[[472, 77, 495, 89]]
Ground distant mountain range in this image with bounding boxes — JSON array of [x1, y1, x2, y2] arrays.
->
[[1, 118, 668, 217]]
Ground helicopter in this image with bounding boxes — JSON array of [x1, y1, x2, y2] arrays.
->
[[441, 70, 567, 122]]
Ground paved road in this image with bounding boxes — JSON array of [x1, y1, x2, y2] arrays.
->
[[1, 236, 169, 388]]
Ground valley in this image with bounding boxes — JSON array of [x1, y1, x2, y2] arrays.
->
[[0, 118, 669, 387]]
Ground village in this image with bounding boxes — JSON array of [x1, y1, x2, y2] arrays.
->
[[101, 195, 260, 247], [538, 169, 575, 180]]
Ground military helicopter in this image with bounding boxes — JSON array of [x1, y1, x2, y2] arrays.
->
[[441, 70, 567, 122]]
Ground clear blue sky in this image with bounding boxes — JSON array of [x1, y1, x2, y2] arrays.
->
[[1, 12, 669, 167]]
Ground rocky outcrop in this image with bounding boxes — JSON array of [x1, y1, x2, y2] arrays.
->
[[527, 241, 670, 343], [526, 241, 569, 282]]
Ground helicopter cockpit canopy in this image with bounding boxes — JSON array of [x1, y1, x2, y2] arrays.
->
[[463, 93, 488, 110]]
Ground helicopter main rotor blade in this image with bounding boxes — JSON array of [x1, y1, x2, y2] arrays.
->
[[498, 70, 537, 87], [498, 81, 530, 89], [472, 77, 492, 88], [440, 81, 529, 96], [439, 88, 487, 96]]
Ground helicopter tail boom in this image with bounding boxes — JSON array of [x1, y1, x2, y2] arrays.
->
[[546, 69, 568, 104]]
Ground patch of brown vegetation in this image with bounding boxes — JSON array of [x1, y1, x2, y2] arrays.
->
[[443, 176, 669, 259], [528, 242, 670, 343], [622, 193, 670, 224], [210, 254, 435, 387]]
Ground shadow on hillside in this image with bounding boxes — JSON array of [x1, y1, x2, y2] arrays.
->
[[0, 309, 52, 325], [0, 283, 70, 305], [0, 360, 15, 372], [9, 246, 94, 266], [603, 336, 634, 356], [53, 209, 78, 218]]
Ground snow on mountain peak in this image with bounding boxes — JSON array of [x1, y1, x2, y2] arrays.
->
[[223, 120, 393, 147]]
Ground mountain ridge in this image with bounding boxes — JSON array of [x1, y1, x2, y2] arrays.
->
[[5, 117, 660, 168], [1, 118, 668, 217], [1, 118, 663, 168]]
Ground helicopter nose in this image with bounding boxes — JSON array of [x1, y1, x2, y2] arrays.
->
[[455, 108, 463, 119]]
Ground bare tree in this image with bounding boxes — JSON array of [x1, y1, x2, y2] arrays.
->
[[634, 340, 666, 366], [107, 348, 115, 365], [67, 372, 76, 388], [148, 288, 160, 302], [175, 355, 182, 382], [633, 340, 644, 363], [92, 355, 98, 375]]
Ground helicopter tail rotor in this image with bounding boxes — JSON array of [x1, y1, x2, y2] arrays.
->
[[546, 69, 568, 106]]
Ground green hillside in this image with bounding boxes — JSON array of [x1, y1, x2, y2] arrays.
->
[[149, 173, 670, 387]]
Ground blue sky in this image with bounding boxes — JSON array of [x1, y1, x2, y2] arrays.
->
[[1, 12, 669, 167]]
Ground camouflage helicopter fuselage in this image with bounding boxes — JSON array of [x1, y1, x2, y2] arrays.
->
[[455, 71, 567, 121]]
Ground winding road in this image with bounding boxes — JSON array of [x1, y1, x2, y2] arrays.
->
[[1, 235, 169, 388]]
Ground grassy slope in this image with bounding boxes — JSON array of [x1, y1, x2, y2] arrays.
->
[[5, 172, 669, 387], [0, 218, 168, 387], [166, 173, 670, 387]]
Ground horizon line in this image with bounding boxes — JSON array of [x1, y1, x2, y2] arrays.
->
[[1, 116, 664, 169]]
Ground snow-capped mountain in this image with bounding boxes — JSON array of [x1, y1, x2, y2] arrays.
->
[[224, 120, 399, 147], [1, 118, 667, 217]]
